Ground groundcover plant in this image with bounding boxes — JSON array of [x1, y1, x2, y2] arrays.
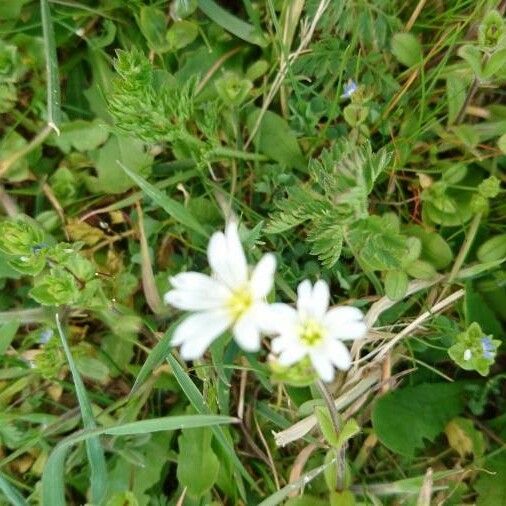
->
[[0, 0, 505, 504]]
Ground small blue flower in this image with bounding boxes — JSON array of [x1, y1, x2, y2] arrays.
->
[[39, 328, 53, 344], [341, 79, 358, 99], [32, 242, 49, 253], [481, 336, 495, 359]]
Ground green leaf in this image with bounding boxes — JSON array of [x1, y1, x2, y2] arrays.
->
[[121, 162, 208, 237], [166, 20, 199, 51], [29, 270, 79, 306], [475, 455, 506, 505], [385, 270, 408, 301], [166, 353, 254, 494], [446, 74, 468, 125], [0, 472, 27, 506], [40, 0, 61, 132], [477, 234, 506, 263], [391, 32, 423, 67], [315, 406, 339, 447], [177, 424, 220, 497], [197, 0, 267, 47], [42, 414, 236, 506], [53, 119, 109, 153], [138, 6, 170, 53], [87, 135, 153, 194], [247, 109, 305, 170], [372, 383, 466, 457], [334, 418, 360, 450], [346, 215, 408, 271], [465, 288, 503, 338], [445, 417, 485, 459], [0, 321, 18, 355], [483, 48, 506, 79], [405, 259, 437, 280], [55, 315, 108, 505], [457, 44, 483, 77]]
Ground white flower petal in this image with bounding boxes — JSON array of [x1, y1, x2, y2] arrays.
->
[[327, 321, 367, 341], [325, 339, 352, 370], [297, 279, 330, 318], [172, 311, 231, 360], [278, 344, 307, 366], [207, 226, 245, 288], [324, 306, 364, 326], [309, 351, 335, 382], [233, 312, 261, 352], [324, 306, 367, 341], [261, 303, 298, 334], [164, 280, 229, 311], [296, 279, 313, 315], [312, 279, 330, 317], [225, 222, 248, 285], [250, 253, 276, 298], [271, 334, 296, 354]]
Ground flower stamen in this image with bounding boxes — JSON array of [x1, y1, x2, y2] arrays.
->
[[227, 286, 253, 320], [299, 319, 325, 346]]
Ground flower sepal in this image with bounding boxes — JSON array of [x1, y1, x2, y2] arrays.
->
[[269, 356, 318, 387]]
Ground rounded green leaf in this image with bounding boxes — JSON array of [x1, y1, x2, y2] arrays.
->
[[385, 270, 409, 301], [477, 234, 506, 263], [391, 32, 422, 67]]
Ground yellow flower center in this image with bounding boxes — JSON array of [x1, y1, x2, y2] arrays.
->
[[299, 319, 325, 346], [227, 286, 253, 320]]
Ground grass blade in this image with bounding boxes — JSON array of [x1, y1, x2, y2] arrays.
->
[[131, 323, 178, 394], [198, 0, 267, 46], [120, 161, 208, 238], [166, 353, 257, 494], [40, 0, 61, 133], [0, 473, 27, 506], [258, 458, 336, 506], [42, 414, 236, 506], [55, 314, 107, 505]]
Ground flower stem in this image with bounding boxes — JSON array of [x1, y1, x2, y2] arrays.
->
[[316, 379, 346, 491]]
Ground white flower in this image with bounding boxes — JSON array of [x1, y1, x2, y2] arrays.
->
[[268, 280, 367, 382], [164, 222, 276, 360]]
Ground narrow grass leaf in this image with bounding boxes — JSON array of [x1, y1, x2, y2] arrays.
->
[[55, 315, 107, 505], [40, 0, 61, 133], [166, 353, 256, 493], [42, 414, 236, 506], [131, 322, 179, 394], [0, 473, 27, 506], [198, 0, 267, 46], [120, 161, 208, 238], [257, 457, 337, 506]]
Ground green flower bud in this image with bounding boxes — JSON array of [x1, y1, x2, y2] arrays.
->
[[478, 10, 506, 49], [215, 72, 252, 107], [0, 217, 45, 256], [0, 41, 19, 83], [478, 175, 500, 199], [30, 270, 79, 306]]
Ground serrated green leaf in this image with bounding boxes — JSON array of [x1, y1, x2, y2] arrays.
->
[[372, 383, 466, 457]]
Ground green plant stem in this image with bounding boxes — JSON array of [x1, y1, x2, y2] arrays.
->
[[0, 125, 52, 180], [211, 146, 268, 162], [316, 379, 346, 492], [439, 212, 482, 301]]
